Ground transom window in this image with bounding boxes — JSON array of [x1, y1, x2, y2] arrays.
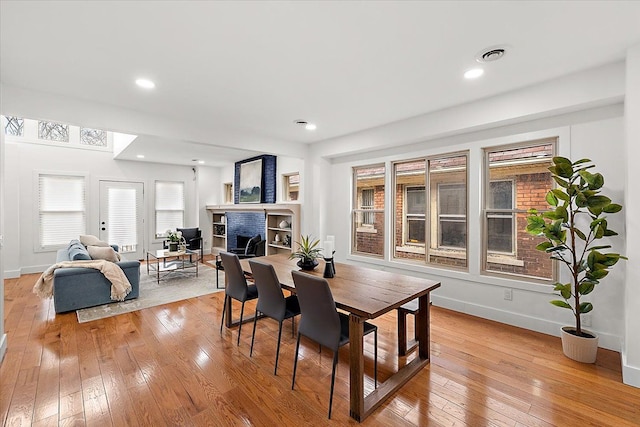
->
[[80, 128, 107, 146], [38, 121, 69, 142], [3, 116, 24, 136]]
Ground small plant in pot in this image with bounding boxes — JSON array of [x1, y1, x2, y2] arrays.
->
[[289, 235, 322, 271], [526, 157, 626, 363]]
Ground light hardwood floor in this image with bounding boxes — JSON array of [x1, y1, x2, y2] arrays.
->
[[2, 261, 640, 426]]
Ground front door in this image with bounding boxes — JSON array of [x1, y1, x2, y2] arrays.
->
[[99, 180, 144, 260]]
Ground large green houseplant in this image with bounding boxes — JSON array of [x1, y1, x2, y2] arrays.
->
[[526, 157, 626, 362]]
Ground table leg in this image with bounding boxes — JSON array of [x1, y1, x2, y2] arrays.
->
[[146, 253, 149, 275], [417, 294, 430, 358], [348, 314, 365, 421]]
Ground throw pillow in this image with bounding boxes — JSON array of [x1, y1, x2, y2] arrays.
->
[[87, 245, 121, 262], [80, 234, 109, 247], [68, 243, 91, 260]]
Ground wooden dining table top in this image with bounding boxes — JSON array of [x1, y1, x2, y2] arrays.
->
[[241, 254, 441, 319]]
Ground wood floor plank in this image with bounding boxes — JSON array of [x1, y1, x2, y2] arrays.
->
[[3, 259, 640, 426]]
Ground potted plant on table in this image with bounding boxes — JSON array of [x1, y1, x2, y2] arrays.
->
[[526, 157, 626, 363], [289, 235, 322, 271], [166, 229, 184, 252]]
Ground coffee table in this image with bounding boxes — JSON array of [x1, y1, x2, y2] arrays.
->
[[146, 249, 199, 283]]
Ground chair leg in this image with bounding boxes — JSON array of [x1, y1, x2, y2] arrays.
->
[[291, 333, 301, 390], [250, 311, 259, 357], [274, 321, 284, 375], [220, 295, 227, 334], [237, 301, 246, 346], [291, 316, 295, 337], [328, 351, 338, 419]]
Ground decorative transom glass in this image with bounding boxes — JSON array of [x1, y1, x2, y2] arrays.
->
[[80, 128, 107, 146], [38, 121, 69, 142], [4, 116, 24, 136]]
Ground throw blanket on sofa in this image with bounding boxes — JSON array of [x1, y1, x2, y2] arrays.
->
[[33, 260, 132, 301]]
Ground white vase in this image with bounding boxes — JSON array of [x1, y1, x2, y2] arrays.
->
[[561, 326, 598, 363]]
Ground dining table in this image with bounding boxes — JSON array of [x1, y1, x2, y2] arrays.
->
[[233, 253, 441, 422]]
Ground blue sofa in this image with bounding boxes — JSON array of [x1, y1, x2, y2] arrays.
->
[[53, 241, 140, 313]]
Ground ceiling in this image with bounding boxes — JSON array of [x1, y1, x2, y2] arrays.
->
[[2, 1, 640, 166]]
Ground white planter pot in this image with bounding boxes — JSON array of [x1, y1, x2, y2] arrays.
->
[[561, 326, 599, 363]]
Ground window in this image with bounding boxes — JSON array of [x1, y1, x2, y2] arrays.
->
[[428, 153, 468, 268], [438, 184, 466, 248], [80, 127, 107, 147], [38, 121, 69, 142], [483, 140, 556, 280], [283, 173, 299, 201], [155, 181, 184, 237], [224, 182, 233, 204], [393, 159, 426, 261], [3, 116, 24, 136], [38, 173, 86, 250], [406, 187, 426, 243], [352, 164, 385, 257], [487, 181, 514, 253]]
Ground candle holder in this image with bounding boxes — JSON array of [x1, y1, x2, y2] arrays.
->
[[323, 257, 334, 278]]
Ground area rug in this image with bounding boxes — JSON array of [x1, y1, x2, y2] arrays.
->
[[76, 265, 224, 323]]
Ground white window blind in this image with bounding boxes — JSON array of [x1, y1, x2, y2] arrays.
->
[[108, 187, 138, 252], [155, 181, 184, 236], [39, 174, 86, 248]]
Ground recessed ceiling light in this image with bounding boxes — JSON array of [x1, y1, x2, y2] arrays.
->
[[135, 78, 155, 89], [198, 160, 205, 164], [294, 120, 317, 131], [136, 154, 145, 159], [464, 68, 484, 79]]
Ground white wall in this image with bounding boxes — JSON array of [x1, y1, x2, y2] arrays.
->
[[0, 124, 6, 363], [2, 140, 202, 276], [197, 165, 222, 254], [624, 43, 640, 387]]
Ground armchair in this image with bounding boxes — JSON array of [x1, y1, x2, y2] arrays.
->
[[229, 234, 265, 259]]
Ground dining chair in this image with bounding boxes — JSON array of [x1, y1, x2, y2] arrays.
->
[[219, 251, 259, 346], [248, 259, 301, 375], [290, 270, 377, 419]]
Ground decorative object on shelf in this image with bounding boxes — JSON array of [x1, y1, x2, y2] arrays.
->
[[279, 220, 290, 229], [283, 234, 291, 247], [290, 235, 322, 271], [526, 156, 626, 363], [274, 233, 281, 243]]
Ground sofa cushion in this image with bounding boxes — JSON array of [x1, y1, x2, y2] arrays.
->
[[68, 242, 91, 260], [80, 234, 109, 247], [87, 245, 121, 262]]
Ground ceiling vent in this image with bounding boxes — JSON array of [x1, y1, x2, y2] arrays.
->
[[476, 46, 507, 63]]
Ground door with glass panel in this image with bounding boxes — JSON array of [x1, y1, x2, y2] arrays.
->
[[99, 181, 144, 260]]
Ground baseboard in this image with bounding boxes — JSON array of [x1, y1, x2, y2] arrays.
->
[[20, 265, 49, 275], [431, 294, 621, 352], [4, 269, 21, 279], [0, 333, 7, 364], [621, 349, 640, 388]]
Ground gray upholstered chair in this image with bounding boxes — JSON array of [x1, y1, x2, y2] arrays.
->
[[219, 251, 259, 346], [290, 270, 377, 419], [248, 259, 301, 375]]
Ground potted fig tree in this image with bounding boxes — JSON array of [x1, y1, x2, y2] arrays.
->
[[526, 157, 626, 363]]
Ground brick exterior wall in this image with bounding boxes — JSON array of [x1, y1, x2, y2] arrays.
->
[[355, 184, 385, 256]]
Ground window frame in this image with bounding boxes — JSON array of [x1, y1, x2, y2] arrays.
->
[[282, 172, 300, 202], [436, 182, 467, 250], [486, 179, 516, 255], [351, 164, 385, 257], [34, 171, 88, 252], [482, 138, 558, 281], [404, 185, 426, 246]]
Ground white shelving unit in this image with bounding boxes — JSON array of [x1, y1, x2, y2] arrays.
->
[[266, 213, 293, 255], [211, 213, 226, 255]]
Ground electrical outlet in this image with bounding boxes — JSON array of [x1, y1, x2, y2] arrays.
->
[[582, 314, 592, 327], [504, 288, 513, 301]]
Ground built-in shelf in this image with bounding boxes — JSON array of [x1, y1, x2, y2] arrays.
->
[[206, 203, 300, 257]]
